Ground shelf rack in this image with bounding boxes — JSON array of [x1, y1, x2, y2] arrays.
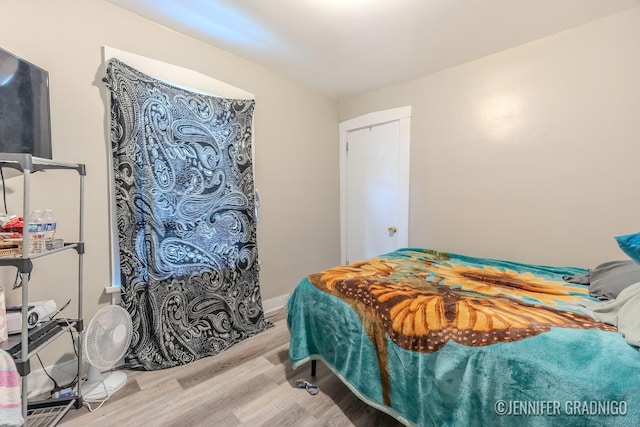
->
[[0, 153, 85, 426]]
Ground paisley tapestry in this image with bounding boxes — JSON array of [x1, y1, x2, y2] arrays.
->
[[104, 59, 271, 370]]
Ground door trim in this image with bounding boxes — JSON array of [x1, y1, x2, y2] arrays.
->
[[339, 106, 411, 264]]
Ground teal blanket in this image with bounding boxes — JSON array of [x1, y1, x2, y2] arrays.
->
[[287, 248, 640, 426]]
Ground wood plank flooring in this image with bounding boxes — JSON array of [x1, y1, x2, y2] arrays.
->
[[59, 309, 404, 427]]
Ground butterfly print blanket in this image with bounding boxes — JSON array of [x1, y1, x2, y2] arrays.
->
[[287, 248, 640, 427]]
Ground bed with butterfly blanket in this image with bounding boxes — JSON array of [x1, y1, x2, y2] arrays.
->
[[287, 248, 640, 426]]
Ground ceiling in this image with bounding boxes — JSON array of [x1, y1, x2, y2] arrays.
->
[[107, 0, 640, 98]]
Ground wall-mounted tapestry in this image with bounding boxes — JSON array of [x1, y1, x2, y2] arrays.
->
[[103, 58, 271, 370]]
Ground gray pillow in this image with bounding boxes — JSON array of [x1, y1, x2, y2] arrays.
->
[[588, 260, 640, 300]]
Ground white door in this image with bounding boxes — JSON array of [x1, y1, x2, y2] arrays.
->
[[340, 106, 411, 264], [346, 122, 401, 262]]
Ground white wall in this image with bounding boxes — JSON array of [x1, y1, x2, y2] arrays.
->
[[340, 8, 640, 268], [0, 0, 340, 344]]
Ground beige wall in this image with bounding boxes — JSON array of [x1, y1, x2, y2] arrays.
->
[[0, 0, 340, 329], [340, 7, 640, 268]]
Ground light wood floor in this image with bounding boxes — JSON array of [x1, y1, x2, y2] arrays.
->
[[59, 309, 404, 427]]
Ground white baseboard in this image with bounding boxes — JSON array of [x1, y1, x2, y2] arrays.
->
[[263, 293, 289, 316]]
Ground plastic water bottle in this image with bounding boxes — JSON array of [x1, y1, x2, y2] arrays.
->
[[28, 209, 45, 253], [42, 209, 57, 241]]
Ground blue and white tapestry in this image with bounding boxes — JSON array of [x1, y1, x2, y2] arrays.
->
[[104, 58, 271, 370]]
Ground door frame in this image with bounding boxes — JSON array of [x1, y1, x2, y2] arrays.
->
[[339, 106, 411, 264]]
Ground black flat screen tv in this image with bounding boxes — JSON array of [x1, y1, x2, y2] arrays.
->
[[0, 47, 52, 159]]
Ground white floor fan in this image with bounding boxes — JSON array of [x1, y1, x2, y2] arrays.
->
[[82, 305, 133, 402]]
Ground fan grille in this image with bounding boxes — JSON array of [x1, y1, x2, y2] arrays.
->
[[84, 305, 133, 371]]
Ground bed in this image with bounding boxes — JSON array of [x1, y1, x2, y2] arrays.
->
[[287, 248, 640, 426]]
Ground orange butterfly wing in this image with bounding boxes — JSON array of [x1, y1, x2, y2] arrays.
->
[[311, 257, 616, 353]]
